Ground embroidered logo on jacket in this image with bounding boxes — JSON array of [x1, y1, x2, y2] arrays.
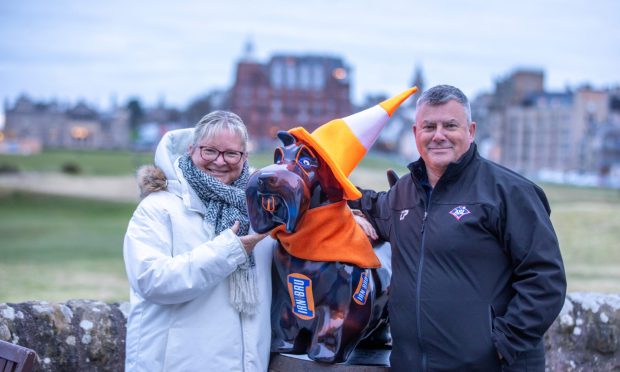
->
[[400, 210, 409, 221], [352, 271, 371, 305], [449, 205, 471, 220], [287, 273, 315, 320]]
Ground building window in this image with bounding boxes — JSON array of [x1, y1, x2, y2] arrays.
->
[[271, 62, 284, 89], [271, 100, 282, 122], [297, 102, 309, 124], [285, 64, 297, 89], [312, 64, 325, 90], [299, 64, 311, 90], [332, 67, 347, 81]]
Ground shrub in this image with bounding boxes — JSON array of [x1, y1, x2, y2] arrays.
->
[[0, 163, 19, 174], [61, 162, 82, 175]]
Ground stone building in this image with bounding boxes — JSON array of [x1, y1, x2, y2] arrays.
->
[[228, 50, 352, 149], [473, 69, 620, 185], [2, 95, 131, 152]]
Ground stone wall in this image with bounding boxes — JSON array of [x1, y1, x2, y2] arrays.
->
[[545, 292, 620, 371], [0, 300, 128, 371], [1, 293, 619, 371]]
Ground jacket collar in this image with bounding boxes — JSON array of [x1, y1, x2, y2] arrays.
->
[[408, 142, 478, 186], [172, 157, 207, 214]]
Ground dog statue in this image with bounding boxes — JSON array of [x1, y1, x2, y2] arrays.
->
[[246, 131, 391, 364], [246, 87, 416, 364]]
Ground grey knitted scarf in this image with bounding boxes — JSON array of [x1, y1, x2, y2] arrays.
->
[[179, 153, 250, 236], [178, 154, 258, 314]]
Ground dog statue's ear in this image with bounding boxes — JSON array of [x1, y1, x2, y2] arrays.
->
[[387, 168, 399, 188], [277, 131, 297, 146]]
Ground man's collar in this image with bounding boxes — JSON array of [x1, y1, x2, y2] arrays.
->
[[408, 142, 477, 183]]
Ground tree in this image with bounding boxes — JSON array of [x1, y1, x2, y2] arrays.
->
[[126, 98, 144, 140]]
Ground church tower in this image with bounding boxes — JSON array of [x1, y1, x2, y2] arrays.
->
[[410, 63, 425, 106]]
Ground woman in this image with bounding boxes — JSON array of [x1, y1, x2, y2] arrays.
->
[[123, 111, 274, 371]]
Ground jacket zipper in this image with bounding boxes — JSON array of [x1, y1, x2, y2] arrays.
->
[[239, 313, 246, 371], [417, 190, 432, 372]]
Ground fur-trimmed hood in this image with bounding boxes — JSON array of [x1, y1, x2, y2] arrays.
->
[[137, 128, 194, 199], [137, 165, 167, 198]]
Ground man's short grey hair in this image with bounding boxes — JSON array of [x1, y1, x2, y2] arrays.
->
[[416, 84, 472, 122], [192, 110, 249, 151]]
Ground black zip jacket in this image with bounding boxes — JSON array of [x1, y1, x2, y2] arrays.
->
[[350, 144, 566, 371]]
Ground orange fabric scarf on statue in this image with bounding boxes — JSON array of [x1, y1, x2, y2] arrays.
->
[[270, 201, 381, 268]]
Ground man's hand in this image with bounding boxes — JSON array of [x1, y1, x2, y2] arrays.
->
[[352, 209, 378, 241], [231, 221, 268, 254]]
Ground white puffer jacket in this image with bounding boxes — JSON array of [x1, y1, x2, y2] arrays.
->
[[123, 128, 274, 372]]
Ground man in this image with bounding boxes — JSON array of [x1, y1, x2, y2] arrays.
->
[[350, 85, 566, 371]]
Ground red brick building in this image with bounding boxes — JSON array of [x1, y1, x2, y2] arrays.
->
[[229, 54, 352, 145]]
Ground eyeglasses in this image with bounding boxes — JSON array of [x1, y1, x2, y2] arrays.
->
[[199, 146, 245, 164]]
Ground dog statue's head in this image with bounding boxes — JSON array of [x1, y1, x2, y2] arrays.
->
[[246, 87, 418, 234], [246, 131, 343, 234]]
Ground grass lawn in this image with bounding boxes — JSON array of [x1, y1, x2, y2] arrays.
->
[[0, 191, 135, 303], [0, 149, 405, 176], [0, 149, 153, 175], [545, 184, 620, 293]]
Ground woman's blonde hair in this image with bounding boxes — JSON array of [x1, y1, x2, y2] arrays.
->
[[192, 110, 249, 151]]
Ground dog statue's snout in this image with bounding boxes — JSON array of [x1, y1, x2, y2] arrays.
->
[[246, 163, 311, 234], [257, 172, 274, 187], [255, 167, 287, 190]]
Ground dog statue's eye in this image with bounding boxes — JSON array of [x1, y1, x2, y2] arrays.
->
[[299, 157, 312, 167], [297, 147, 317, 170]]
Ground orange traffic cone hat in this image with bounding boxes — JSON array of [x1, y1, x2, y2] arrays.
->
[[288, 86, 417, 200]]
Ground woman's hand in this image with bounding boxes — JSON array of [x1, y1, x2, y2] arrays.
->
[[231, 221, 268, 254], [352, 209, 378, 241]]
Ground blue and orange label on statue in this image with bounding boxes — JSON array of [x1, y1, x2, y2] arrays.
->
[[287, 273, 315, 320], [352, 271, 370, 305]]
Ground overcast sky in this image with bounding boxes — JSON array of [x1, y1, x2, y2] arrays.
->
[[1, 0, 619, 113]]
